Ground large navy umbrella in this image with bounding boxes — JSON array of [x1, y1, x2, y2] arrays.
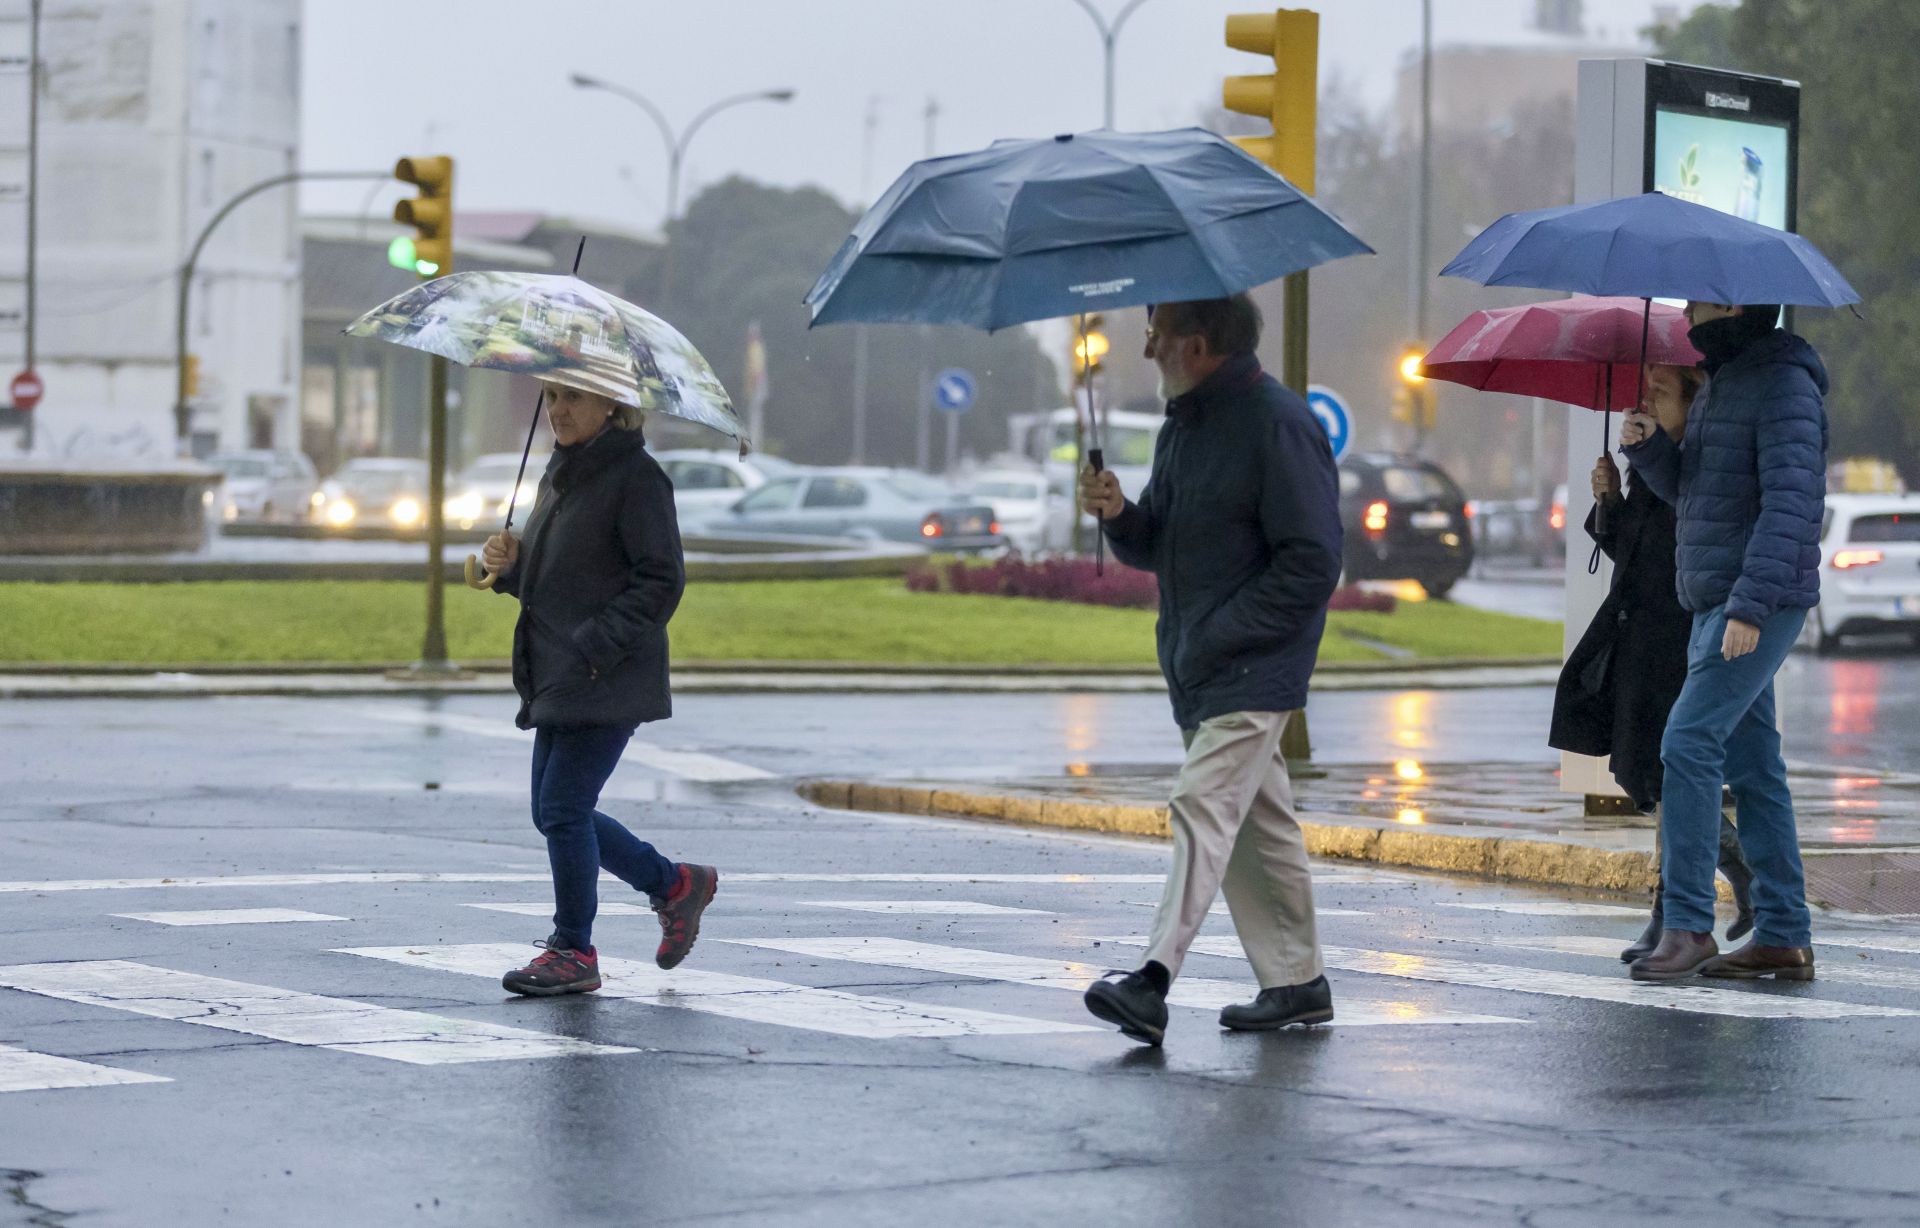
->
[[1440, 191, 1859, 308], [804, 127, 1372, 330]]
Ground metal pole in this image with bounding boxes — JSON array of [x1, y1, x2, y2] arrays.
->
[[1415, 0, 1432, 345], [1068, 0, 1153, 129], [915, 97, 938, 473], [851, 324, 869, 465], [17, 0, 40, 451], [173, 168, 386, 454], [420, 354, 450, 666]]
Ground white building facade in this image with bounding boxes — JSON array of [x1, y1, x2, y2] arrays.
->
[[0, 0, 301, 458]]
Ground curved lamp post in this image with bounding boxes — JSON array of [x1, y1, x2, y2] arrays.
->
[[567, 75, 796, 222], [1066, 0, 1155, 128]]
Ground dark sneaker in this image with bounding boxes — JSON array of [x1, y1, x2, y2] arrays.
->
[[501, 936, 601, 997], [653, 864, 718, 970], [1219, 975, 1334, 1031], [1083, 970, 1169, 1046]]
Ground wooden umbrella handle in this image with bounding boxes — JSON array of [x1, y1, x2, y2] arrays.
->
[[463, 555, 498, 590]]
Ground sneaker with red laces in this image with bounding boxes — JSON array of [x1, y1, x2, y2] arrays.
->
[[652, 864, 718, 970], [501, 935, 602, 997]]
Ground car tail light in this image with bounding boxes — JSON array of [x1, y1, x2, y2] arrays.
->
[[921, 515, 945, 539], [1549, 501, 1566, 532], [1833, 549, 1884, 570], [1462, 502, 1475, 519], [1363, 501, 1389, 534], [989, 520, 1001, 536]]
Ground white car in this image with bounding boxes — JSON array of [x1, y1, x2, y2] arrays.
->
[[446, 452, 547, 531], [963, 469, 1049, 554], [209, 449, 318, 524], [655, 449, 801, 530], [1803, 493, 1920, 653]]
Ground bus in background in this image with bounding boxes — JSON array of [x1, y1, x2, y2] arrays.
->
[[1002, 406, 1164, 552]]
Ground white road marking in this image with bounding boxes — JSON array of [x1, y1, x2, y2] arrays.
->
[[0, 873, 552, 894], [0, 961, 635, 1064], [0, 1044, 171, 1094], [1820, 934, 1920, 956], [341, 944, 1094, 1039], [800, 900, 1055, 916], [1123, 901, 1370, 917], [464, 902, 653, 918], [1479, 935, 1920, 994], [1439, 901, 1650, 918], [726, 873, 1167, 884], [1124, 935, 1920, 1021], [112, 909, 348, 927], [356, 707, 770, 781], [727, 937, 1521, 1028]]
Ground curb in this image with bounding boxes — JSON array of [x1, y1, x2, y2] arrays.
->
[[797, 779, 1659, 895]]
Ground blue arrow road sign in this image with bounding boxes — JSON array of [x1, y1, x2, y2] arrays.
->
[[933, 368, 976, 413], [1305, 384, 1351, 461]]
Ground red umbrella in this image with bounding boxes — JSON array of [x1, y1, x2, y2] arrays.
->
[[1420, 296, 1700, 409]]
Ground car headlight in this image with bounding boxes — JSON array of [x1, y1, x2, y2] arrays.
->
[[324, 499, 356, 527], [446, 492, 484, 524], [222, 502, 239, 521], [310, 491, 326, 508], [390, 497, 424, 528]]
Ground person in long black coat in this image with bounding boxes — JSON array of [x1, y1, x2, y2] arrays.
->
[[1549, 365, 1752, 959], [479, 381, 718, 997]]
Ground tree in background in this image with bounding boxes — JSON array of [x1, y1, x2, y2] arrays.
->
[[1653, 0, 1920, 483], [640, 177, 1061, 467]]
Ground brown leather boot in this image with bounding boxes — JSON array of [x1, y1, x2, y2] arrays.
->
[[1700, 939, 1815, 981], [1628, 929, 1717, 982]]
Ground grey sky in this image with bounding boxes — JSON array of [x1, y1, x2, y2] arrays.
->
[[300, 0, 1703, 229]]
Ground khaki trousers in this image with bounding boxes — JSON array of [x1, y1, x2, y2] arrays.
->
[[1143, 709, 1323, 989]]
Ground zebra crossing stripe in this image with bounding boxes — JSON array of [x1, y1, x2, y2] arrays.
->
[[1439, 901, 1649, 917], [0, 871, 1165, 894], [464, 902, 653, 918], [340, 944, 1097, 1039], [1123, 901, 1370, 917], [1820, 934, 1920, 956], [724, 937, 1521, 1028], [0, 961, 635, 1065], [800, 900, 1054, 916], [1143, 936, 1920, 1021], [1476, 935, 1920, 995], [112, 909, 347, 926], [0, 1043, 170, 1094]]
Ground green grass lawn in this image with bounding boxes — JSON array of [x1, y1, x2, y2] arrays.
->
[[0, 579, 1560, 668]]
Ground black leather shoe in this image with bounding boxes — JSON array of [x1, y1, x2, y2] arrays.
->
[[1084, 970, 1168, 1046], [1219, 975, 1334, 1031], [1628, 929, 1717, 982]]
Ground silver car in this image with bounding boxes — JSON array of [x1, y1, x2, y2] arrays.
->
[[715, 468, 1003, 551], [209, 450, 319, 525]]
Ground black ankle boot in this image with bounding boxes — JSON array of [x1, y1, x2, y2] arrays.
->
[[1718, 814, 1755, 942], [1621, 892, 1663, 963]]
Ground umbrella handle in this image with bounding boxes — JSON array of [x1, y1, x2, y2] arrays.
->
[[463, 555, 498, 591]]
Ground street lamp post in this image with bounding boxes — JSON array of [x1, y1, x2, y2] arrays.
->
[[567, 75, 795, 224], [1066, 0, 1155, 128]]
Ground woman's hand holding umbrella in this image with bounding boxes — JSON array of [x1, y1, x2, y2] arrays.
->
[[481, 531, 519, 581]]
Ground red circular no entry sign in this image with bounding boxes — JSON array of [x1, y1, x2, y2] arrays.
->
[[9, 369, 42, 411]]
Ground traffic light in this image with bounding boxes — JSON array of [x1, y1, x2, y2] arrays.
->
[[1223, 8, 1318, 193], [1394, 345, 1435, 432], [1072, 313, 1109, 386], [392, 155, 454, 277]]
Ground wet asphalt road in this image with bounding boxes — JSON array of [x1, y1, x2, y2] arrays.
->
[[3, 681, 1920, 1228]]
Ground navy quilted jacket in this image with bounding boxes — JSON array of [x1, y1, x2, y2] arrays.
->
[[1622, 329, 1828, 626]]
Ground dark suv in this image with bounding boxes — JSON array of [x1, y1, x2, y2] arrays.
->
[[1337, 453, 1474, 598]]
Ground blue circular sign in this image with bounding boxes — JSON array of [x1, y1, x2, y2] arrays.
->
[[1306, 383, 1351, 461], [933, 368, 977, 413]]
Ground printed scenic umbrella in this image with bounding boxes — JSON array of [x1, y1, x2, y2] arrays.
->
[[345, 264, 744, 588], [805, 125, 1372, 566], [1418, 295, 1702, 566]]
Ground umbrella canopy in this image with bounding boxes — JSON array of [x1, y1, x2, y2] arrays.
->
[[1440, 191, 1859, 308], [1421, 296, 1701, 409], [345, 271, 746, 449], [804, 127, 1373, 330]]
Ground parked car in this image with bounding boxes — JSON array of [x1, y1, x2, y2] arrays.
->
[[1337, 452, 1474, 598], [446, 452, 548, 531], [208, 449, 318, 525], [713, 468, 1003, 552], [1802, 493, 1920, 653], [654, 448, 801, 530], [314, 458, 431, 532], [963, 469, 1049, 554]]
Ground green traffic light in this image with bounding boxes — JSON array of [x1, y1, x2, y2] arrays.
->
[[387, 236, 417, 271], [414, 259, 441, 276]]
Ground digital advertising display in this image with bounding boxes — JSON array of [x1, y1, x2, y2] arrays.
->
[[1651, 108, 1792, 232]]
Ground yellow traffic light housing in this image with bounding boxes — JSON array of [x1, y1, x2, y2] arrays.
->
[[393, 155, 454, 277], [1223, 9, 1318, 193]]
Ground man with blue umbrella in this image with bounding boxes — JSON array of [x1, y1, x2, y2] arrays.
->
[[1620, 300, 1828, 983], [1078, 294, 1344, 1044]]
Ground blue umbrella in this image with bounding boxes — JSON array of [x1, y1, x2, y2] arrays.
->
[[804, 127, 1372, 330], [1440, 191, 1859, 308]]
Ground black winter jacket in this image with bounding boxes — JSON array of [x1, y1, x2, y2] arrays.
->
[[494, 428, 685, 729], [1548, 479, 1690, 810], [1102, 354, 1343, 728]]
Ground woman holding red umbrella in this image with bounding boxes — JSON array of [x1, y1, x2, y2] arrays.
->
[[1549, 364, 1752, 959]]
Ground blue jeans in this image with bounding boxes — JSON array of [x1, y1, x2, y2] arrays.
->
[[1659, 604, 1809, 945], [532, 724, 677, 952]]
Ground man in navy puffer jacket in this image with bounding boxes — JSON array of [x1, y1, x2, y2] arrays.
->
[[1621, 303, 1827, 983]]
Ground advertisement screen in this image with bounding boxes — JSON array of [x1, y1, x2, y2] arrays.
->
[[1651, 107, 1792, 232]]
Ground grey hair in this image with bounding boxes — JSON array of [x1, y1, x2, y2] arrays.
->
[[611, 400, 645, 431]]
